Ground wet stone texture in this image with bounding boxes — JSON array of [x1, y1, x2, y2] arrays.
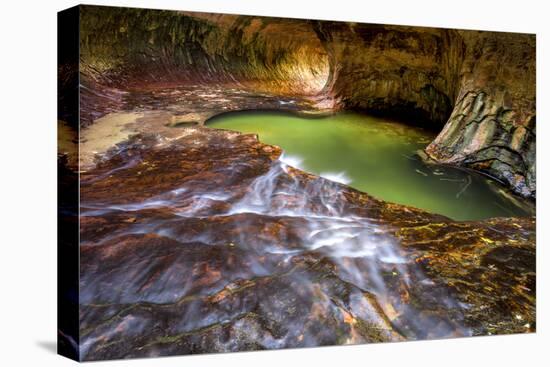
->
[[72, 83, 328, 171], [79, 128, 535, 360]]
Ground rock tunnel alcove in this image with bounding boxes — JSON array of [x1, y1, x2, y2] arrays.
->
[[57, 5, 536, 362]]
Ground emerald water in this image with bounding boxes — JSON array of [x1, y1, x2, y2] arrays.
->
[[208, 111, 533, 221]]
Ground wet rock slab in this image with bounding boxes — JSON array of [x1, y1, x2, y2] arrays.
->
[[73, 83, 329, 170], [79, 128, 535, 360]]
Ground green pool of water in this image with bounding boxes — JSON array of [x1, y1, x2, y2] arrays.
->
[[208, 110, 533, 221]]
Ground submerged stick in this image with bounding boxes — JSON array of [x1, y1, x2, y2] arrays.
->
[[456, 176, 472, 199]]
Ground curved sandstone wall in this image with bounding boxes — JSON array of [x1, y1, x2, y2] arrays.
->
[[80, 7, 330, 94], [75, 6, 536, 199], [425, 31, 536, 199], [314, 22, 465, 129]]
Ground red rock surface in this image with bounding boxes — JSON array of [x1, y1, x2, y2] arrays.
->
[[76, 128, 534, 360]]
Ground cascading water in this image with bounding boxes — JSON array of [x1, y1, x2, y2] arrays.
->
[[80, 144, 471, 358], [75, 126, 535, 361]]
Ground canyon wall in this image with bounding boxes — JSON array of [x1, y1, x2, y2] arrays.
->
[[79, 6, 329, 94], [74, 6, 536, 198], [425, 31, 536, 198], [314, 22, 465, 129]]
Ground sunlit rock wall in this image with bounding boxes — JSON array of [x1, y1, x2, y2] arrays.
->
[[79, 6, 329, 94]]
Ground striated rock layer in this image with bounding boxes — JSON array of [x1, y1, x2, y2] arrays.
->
[[425, 32, 536, 198], [77, 6, 332, 127]]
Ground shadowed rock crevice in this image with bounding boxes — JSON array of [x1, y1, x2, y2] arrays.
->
[[313, 22, 464, 129]]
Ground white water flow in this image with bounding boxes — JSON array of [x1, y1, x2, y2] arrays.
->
[[80, 152, 471, 341], [224, 155, 470, 338]]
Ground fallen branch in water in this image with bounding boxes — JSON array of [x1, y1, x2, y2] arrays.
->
[[456, 176, 472, 199]]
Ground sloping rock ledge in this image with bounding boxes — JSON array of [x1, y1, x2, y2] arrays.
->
[[76, 127, 535, 360]]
